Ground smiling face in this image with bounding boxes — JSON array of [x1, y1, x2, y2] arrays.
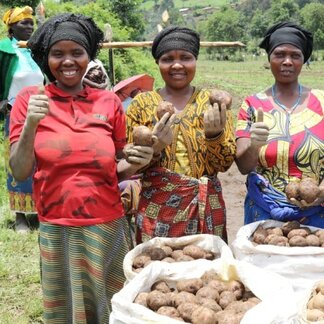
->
[[157, 50, 196, 90], [10, 18, 34, 41], [269, 44, 304, 84], [48, 40, 89, 94]]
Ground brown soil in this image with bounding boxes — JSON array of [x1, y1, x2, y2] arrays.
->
[[218, 163, 247, 244]]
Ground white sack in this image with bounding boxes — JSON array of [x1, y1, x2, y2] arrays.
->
[[124, 234, 232, 281], [231, 220, 324, 300], [111, 257, 298, 324]]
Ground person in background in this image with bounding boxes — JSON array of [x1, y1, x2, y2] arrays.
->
[[125, 26, 236, 242], [0, 6, 44, 233], [235, 22, 324, 227], [9, 13, 154, 322]]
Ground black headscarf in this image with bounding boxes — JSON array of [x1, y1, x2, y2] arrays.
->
[[28, 13, 104, 81], [259, 22, 313, 63], [151, 26, 200, 60]]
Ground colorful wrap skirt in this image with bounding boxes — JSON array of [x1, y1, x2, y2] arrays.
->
[[4, 114, 36, 213], [39, 217, 130, 324], [244, 172, 324, 227], [135, 167, 227, 244]]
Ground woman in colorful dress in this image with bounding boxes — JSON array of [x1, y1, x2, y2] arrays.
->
[[125, 26, 236, 242], [0, 6, 44, 232], [9, 13, 154, 322], [235, 22, 324, 227]]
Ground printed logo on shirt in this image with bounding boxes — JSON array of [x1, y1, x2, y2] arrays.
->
[[93, 114, 108, 121]]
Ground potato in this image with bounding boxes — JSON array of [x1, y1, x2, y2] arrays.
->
[[219, 291, 236, 309], [287, 228, 310, 239], [172, 291, 198, 307], [146, 290, 169, 311], [156, 101, 175, 119], [176, 255, 195, 262], [252, 226, 268, 244], [285, 182, 300, 200], [307, 309, 324, 321], [209, 89, 232, 110], [313, 292, 324, 312], [171, 250, 184, 260], [215, 310, 244, 324], [160, 245, 173, 256], [299, 178, 320, 203], [227, 280, 245, 300], [316, 280, 324, 294], [306, 234, 320, 247], [183, 245, 206, 259], [208, 279, 228, 294], [266, 227, 283, 236], [201, 270, 221, 285], [191, 305, 218, 324], [134, 292, 148, 306], [145, 247, 167, 261], [198, 298, 222, 313], [264, 234, 289, 246], [205, 250, 217, 260], [132, 125, 153, 146], [281, 220, 300, 236], [176, 278, 203, 294], [289, 235, 308, 247], [177, 302, 200, 322], [151, 280, 171, 293], [156, 306, 180, 318], [196, 286, 220, 301], [133, 254, 151, 268], [162, 257, 176, 263]]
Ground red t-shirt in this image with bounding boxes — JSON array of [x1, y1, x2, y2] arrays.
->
[[10, 83, 126, 226]]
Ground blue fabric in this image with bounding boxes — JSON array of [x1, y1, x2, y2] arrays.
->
[[244, 172, 324, 227]]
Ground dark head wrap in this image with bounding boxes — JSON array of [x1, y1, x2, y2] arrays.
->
[[28, 13, 104, 81], [259, 22, 313, 63], [151, 26, 200, 60]]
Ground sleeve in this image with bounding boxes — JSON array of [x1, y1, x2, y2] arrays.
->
[[9, 88, 30, 145], [235, 98, 255, 139], [112, 93, 126, 151], [205, 109, 236, 173]]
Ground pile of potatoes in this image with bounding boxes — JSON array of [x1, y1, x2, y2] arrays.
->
[[252, 221, 324, 247], [132, 244, 219, 273], [306, 280, 324, 321], [285, 177, 321, 204], [134, 269, 260, 324]]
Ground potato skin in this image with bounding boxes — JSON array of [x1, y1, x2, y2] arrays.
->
[[156, 101, 175, 119], [176, 278, 203, 294], [146, 290, 169, 311], [132, 125, 153, 146], [252, 226, 268, 244], [281, 221, 300, 236], [285, 182, 300, 200], [299, 178, 320, 203], [191, 305, 218, 324], [209, 89, 232, 110], [177, 302, 200, 322], [151, 280, 171, 293], [305, 234, 320, 247], [156, 306, 180, 318], [183, 245, 206, 259], [133, 254, 151, 268], [134, 292, 148, 306], [289, 235, 308, 247]]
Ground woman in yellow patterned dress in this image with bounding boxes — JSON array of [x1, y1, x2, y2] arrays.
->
[[125, 26, 236, 242], [235, 22, 324, 227]]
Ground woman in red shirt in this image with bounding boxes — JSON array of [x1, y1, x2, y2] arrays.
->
[[9, 13, 154, 322]]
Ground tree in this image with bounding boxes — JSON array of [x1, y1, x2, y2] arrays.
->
[[249, 8, 269, 39], [0, 0, 39, 8], [300, 3, 324, 49], [267, 0, 300, 24]]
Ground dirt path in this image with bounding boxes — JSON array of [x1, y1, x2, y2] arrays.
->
[[218, 163, 247, 244]]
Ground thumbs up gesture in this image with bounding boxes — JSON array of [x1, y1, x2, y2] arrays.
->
[[26, 85, 49, 129], [250, 109, 269, 149]]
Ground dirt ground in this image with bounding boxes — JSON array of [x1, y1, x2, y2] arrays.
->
[[218, 163, 247, 244]]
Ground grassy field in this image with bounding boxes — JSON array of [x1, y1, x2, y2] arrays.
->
[[0, 57, 323, 323], [141, 0, 228, 10]]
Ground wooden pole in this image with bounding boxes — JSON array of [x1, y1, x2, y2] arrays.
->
[[18, 40, 246, 49]]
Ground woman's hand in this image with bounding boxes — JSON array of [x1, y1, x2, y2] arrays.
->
[[25, 86, 49, 129], [152, 112, 175, 153], [123, 143, 154, 169], [204, 102, 226, 138], [250, 109, 269, 149]]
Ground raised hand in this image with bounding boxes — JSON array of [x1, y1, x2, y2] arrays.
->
[[250, 109, 269, 149], [26, 85, 49, 129], [152, 112, 176, 152], [204, 102, 226, 138], [123, 143, 155, 169]]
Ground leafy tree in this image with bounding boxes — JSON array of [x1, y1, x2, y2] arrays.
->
[[249, 8, 269, 39], [267, 0, 300, 24], [300, 2, 324, 49]]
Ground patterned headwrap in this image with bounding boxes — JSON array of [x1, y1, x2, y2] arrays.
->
[[259, 22, 313, 63], [28, 13, 104, 81], [3, 6, 33, 27], [152, 26, 200, 60]]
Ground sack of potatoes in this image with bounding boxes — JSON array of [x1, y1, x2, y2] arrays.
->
[[111, 258, 298, 324], [298, 280, 324, 323], [251, 220, 324, 247], [123, 234, 232, 281]]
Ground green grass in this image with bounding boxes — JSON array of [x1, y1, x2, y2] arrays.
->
[[0, 56, 323, 322], [141, 0, 228, 11]]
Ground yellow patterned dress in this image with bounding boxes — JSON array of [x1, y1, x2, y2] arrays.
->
[[125, 88, 236, 241]]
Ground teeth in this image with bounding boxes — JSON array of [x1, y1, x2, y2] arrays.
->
[[63, 71, 76, 76]]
